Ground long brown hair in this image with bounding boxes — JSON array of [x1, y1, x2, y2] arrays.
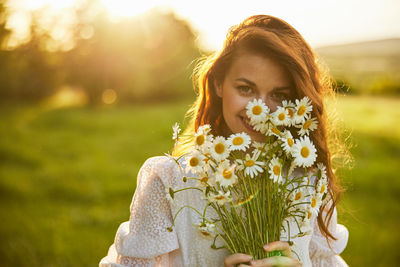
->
[[173, 15, 346, 244]]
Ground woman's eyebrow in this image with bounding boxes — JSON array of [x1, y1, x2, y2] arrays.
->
[[273, 86, 292, 91], [236, 78, 292, 91], [235, 77, 256, 87]]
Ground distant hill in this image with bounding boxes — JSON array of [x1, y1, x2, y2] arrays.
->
[[314, 38, 400, 94], [315, 38, 400, 57]]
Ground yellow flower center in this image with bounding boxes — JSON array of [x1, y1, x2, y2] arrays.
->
[[297, 105, 306, 116], [311, 197, 316, 208], [200, 231, 210, 236], [215, 195, 225, 200], [196, 135, 205, 146], [287, 138, 294, 147], [245, 160, 255, 167], [271, 127, 280, 135], [273, 165, 280, 175], [222, 169, 232, 179], [288, 108, 294, 118], [278, 113, 286, 121], [214, 143, 225, 154], [301, 147, 310, 158], [307, 211, 312, 219], [320, 184, 326, 193], [303, 120, 311, 130], [232, 136, 244, 146], [252, 105, 262, 115], [201, 176, 208, 183], [189, 157, 199, 167], [295, 192, 302, 200]]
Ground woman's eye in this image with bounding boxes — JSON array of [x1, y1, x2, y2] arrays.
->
[[271, 92, 289, 100], [237, 86, 254, 95]]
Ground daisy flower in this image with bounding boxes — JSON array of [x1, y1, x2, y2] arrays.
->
[[316, 162, 327, 180], [195, 171, 212, 189], [207, 190, 232, 206], [268, 157, 283, 183], [246, 99, 269, 124], [302, 206, 313, 228], [316, 178, 327, 196], [310, 193, 322, 214], [282, 100, 296, 126], [236, 151, 265, 179], [195, 221, 216, 238], [227, 132, 251, 151], [290, 187, 306, 203], [252, 141, 267, 156], [172, 122, 181, 141], [194, 127, 213, 152], [185, 150, 206, 173], [280, 130, 295, 155], [297, 117, 318, 136], [282, 99, 295, 109], [253, 120, 272, 135], [267, 126, 282, 137], [272, 106, 291, 126], [210, 136, 230, 162], [197, 124, 212, 134], [201, 153, 217, 173], [215, 160, 238, 187], [293, 96, 313, 124], [292, 136, 317, 167]]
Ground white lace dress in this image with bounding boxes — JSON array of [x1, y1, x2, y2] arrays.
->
[[99, 156, 349, 267]]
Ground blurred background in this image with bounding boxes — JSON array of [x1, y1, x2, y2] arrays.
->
[[0, 0, 399, 266]]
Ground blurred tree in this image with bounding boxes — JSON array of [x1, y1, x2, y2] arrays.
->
[[0, 0, 201, 105], [0, 2, 10, 49], [0, 2, 12, 100], [0, 4, 63, 102], [65, 6, 200, 104]]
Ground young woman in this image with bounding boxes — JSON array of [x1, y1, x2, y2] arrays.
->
[[100, 15, 349, 267]]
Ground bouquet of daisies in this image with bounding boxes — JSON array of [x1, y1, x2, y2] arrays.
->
[[167, 97, 328, 260]]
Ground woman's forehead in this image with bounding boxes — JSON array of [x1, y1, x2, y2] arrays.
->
[[226, 52, 291, 87]]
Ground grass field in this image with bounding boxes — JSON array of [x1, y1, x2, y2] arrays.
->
[[0, 95, 399, 266]]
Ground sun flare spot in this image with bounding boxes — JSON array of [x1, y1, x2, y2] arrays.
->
[[101, 0, 159, 18]]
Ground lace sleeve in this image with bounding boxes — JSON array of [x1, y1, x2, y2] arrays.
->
[[116, 253, 170, 267], [309, 200, 349, 267], [99, 157, 179, 267]]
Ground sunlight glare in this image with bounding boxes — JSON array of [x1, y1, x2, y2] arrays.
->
[[100, 0, 159, 19]]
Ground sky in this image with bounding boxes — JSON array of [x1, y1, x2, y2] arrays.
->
[[5, 0, 400, 50]]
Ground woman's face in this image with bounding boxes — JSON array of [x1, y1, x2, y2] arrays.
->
[[215, 52, 294, 142]]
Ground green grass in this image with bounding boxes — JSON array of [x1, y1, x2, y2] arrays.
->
[[335, 95, 400, 266], [0, 96, 398, 266]]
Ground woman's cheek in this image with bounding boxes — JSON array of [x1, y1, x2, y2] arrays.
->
[[223, 92, 242, 111]]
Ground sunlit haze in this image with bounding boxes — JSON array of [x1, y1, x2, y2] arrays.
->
[[6, 0, 400, 50], [100, 0, 160, 18]]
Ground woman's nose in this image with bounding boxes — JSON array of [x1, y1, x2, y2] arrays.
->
[[261, 96, 278, 112]]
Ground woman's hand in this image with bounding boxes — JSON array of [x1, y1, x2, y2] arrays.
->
[[224, 241, 301, 267], [250, 241, 301, 267], [224, 253, 253, 267]]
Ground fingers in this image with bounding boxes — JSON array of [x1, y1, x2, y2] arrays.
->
[[224, 253, 253, 267], [250, 256, 301, 267], [263, 241, 292, 258]]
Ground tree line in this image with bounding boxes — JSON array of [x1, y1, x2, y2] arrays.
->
[[0, 1, 202, 105]]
